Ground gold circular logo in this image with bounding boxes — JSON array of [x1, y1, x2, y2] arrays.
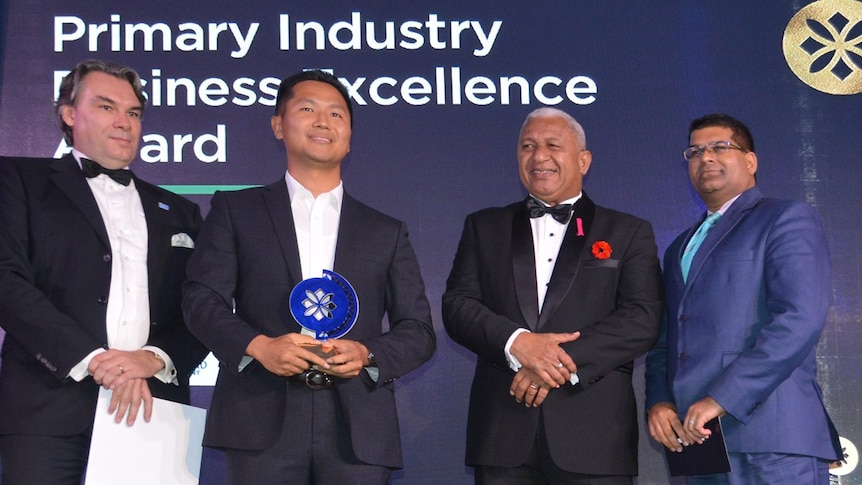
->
[[783, 0, 862, 95]]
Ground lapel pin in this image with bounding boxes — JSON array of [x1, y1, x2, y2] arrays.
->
[[158, 202, 170, 211]]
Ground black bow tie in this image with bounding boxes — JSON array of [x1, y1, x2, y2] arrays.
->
[[526, 197, 573, 224], [81, 158, 133, 186]]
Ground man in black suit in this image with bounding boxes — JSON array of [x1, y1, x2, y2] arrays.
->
[[443, 108, 663, 484], [182, 69, 436, 484], [0, 59, 207, 484]]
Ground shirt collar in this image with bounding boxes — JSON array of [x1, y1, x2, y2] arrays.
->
[[284, 171, 343, 209]]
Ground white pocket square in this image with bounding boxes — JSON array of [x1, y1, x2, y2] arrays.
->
[[171, 232, 195, 249]]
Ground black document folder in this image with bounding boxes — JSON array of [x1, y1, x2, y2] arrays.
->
[[664, 418, 731, 476]]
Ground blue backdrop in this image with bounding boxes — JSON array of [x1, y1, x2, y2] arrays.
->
[[1, 1, 861, 483]]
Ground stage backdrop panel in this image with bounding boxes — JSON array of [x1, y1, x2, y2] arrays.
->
[[1, 1, 861, 483]]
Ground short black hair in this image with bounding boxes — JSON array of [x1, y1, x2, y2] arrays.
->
[[274, 70, 353, 127], [688, 113, 755, 152]]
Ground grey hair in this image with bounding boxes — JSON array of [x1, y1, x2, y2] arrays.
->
[[520, 107, 587, 148], [55, 59, 146, 144]]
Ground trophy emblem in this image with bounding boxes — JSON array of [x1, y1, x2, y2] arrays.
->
[[289, 270, 359, 341]]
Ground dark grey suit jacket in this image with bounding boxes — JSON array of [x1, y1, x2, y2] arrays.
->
[[0, 155, 206, 436], [442, 193, 662, 475], [182, 179, 435, 468]]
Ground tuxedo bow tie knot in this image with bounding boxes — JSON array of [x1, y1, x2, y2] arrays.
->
[[527, 197, 573, 224], [81, 158, 133, 186]]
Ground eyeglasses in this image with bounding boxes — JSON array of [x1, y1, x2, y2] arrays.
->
[[683, 141, 747, 161]]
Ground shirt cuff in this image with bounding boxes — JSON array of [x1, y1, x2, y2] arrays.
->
[[364, 366, 380, 382], [504, 328, 531, 372], [142, 346, 178, 385], [69, 348, 105, 382], [239, 355, 253, 372]]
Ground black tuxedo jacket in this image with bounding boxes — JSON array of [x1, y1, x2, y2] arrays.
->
[[0, 155, 207, 436], [442, 193, 662, 475], [182, 179, 435, 468]]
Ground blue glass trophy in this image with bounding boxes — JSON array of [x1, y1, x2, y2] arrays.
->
[[289, 270, 359, 357]]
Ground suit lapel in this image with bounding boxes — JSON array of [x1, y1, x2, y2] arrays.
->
[[49, 155, 110, 248], [263, 180, 303, 288], [333, 193, 360, 275], [537, 195, 595, 328], [685, 188, 764, 286], [512, 201, 540, 330]]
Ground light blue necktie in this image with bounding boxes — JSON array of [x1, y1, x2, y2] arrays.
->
[[681, 212, 721, 282]]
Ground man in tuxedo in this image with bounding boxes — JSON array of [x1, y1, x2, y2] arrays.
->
[[442, 107, 662, 484], [0, 59, 206, 484], [182, 69, 436, 484], [645, 113, 842, 483]]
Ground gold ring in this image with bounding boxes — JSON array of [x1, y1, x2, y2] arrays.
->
[[118, 365, 125, 374], [556, 362, 564, 369], [689, 420, 695, 425], [529, 383, 538, 390]]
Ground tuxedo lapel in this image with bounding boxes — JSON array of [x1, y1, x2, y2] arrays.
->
[[137, 180, 171, 307], [512, 201, 539, 331], [49, 155, 110, 248], [263, 181, 303, 288], [538, 195, 595, 328]]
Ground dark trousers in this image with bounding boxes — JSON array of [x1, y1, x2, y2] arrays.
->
[[225, 382, 391, 485], [0, 432, 91, 485], [475, 411, 632, 485]]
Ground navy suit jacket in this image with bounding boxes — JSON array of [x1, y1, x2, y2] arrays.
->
[[182, 179, 435, 468], [645, 187, 841, 460], [0, 155, 206, 436], [442, 193, 662, 475]]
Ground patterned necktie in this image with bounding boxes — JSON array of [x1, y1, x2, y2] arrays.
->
[[81, 158, 133, 186], [681, 212, 721, 282], [526, 197, 573, 224]]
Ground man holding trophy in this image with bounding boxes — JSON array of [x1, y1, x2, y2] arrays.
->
[[183, 69, 436, 484]]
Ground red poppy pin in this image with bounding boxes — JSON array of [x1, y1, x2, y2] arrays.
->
[[591, 241, 612, 260]]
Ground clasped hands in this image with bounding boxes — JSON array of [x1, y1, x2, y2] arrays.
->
[[509, 331, 579, 407], [88, 349, 166, 426], [246, 333, 371, 379], [647, 397, 726, 452]]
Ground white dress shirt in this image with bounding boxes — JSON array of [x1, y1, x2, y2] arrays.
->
[[68, 150, 176, 384], [505, 193, 582, 385]]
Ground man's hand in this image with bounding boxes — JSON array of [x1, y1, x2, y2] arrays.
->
[[107, 378, 153, 426], [648, 402, 687, 452], [324, 339, 370, 379], [246, 333, 330, 377], [510, 331, 579, 388], [682, 396, 725, 443], [511, 368, 554, 408], [89, 349, 164, 390]]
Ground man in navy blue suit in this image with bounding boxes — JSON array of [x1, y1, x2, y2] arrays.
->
[[0, 59, 206, 484], [182, 70, 435, 484], [645, 113, 842, 484]]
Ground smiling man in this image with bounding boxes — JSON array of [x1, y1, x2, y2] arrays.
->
[[182, 69, 435, 485], [0, 59, 206, 484], [443, 107, 662, 484], [645, 113, 842, 484]]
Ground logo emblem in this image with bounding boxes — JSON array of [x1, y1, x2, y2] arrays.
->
[[830, 436, 859, 476], [783, 0, 862, 95], [289, 270, 359, 340]]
